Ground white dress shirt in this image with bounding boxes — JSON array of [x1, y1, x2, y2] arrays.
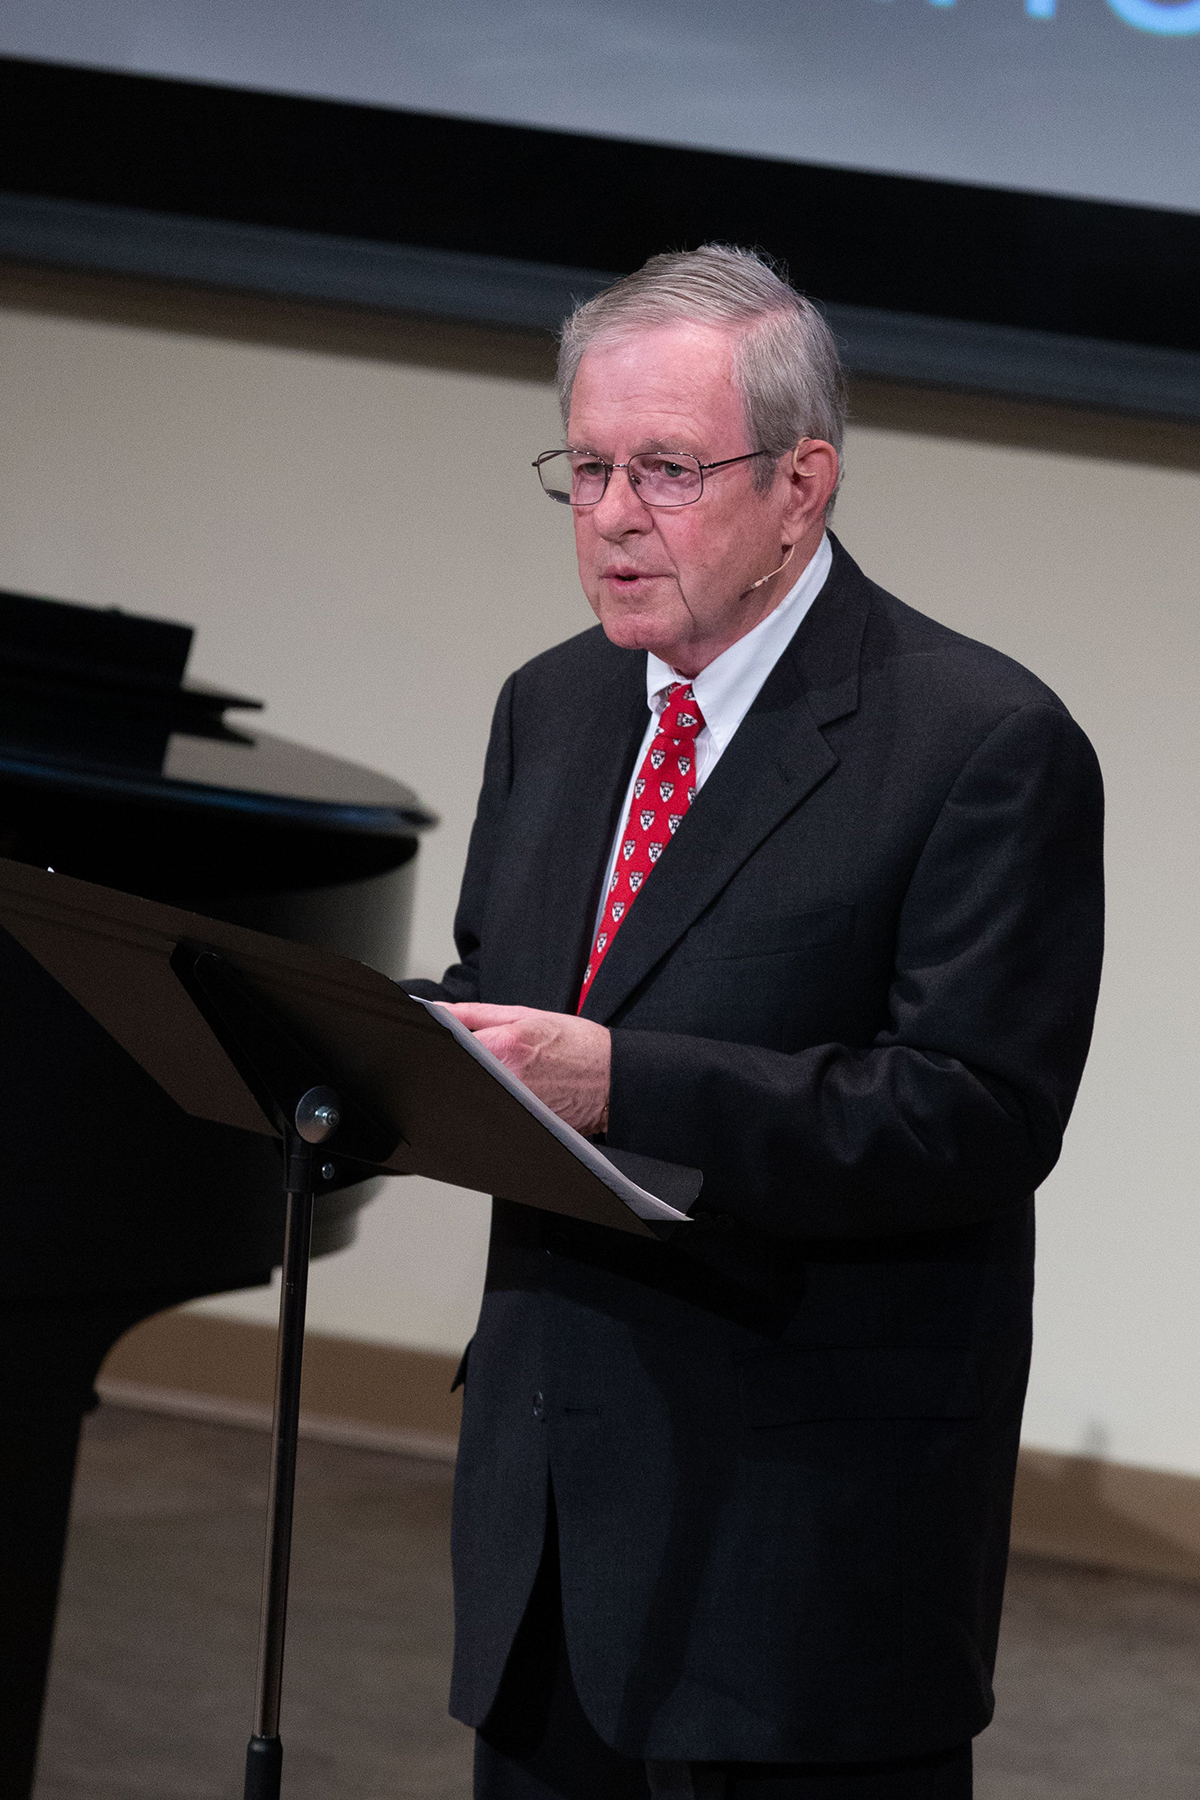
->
[[591, 532, 833, 944]]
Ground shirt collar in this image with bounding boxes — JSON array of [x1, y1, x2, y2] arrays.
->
[[645, 532, 833, 750]]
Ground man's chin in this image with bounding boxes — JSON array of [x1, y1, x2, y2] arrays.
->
[[592, 596, 686, 660]]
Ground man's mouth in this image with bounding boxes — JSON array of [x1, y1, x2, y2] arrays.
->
[[602, 566, 661, 586]]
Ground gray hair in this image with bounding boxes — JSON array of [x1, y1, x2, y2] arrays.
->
[[557, 244, 847, 500]]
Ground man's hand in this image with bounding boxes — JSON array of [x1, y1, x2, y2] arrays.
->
[[443, 1003, 611, 1136]]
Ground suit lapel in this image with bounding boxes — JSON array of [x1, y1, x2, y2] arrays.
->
[[579, 538, 872, 1024]]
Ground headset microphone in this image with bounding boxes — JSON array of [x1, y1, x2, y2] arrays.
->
[[747, 542, 796, 593]]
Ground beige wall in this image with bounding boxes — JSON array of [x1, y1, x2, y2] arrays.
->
[[2, 269, 1198, 1474]]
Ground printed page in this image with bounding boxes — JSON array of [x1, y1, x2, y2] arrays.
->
[[410, 997, 692, 1225]]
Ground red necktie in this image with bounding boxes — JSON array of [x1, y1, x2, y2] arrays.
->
[[577, 683, 706, 1011]]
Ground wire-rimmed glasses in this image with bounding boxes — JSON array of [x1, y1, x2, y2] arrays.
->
[[533, 447, 770, 508]]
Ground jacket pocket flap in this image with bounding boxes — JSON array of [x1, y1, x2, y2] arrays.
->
[[684, 905, 853, 962], [739, 1346, 981, 1426]]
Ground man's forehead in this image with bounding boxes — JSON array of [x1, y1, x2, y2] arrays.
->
[[573, 320, 736, 390], [568, 321, 743, 444]]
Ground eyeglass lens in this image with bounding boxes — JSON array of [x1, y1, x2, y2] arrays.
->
[[537, 451, 704, 507]]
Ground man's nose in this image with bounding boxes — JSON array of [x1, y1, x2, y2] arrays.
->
[[593, 466, 653, 534]]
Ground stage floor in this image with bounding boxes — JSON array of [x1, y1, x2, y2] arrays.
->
[[34, 1406, 1200, 1799]]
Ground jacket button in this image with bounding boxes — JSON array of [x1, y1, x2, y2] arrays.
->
[[532, 1391, 546, 1421]]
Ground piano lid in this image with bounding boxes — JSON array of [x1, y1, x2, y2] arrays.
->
[[0, 589, 435, 838]]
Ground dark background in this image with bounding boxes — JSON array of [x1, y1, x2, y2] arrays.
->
[[2, 54, 1198, 361]]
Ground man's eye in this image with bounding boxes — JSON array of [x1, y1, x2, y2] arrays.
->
[[573, 460, 605, 478], [655, 460, 688, 479]]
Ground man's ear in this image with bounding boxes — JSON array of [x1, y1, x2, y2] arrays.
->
[[782, 438, 840, 535]]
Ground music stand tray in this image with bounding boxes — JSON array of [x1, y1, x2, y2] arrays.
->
[[0, 858, 699, 1798]]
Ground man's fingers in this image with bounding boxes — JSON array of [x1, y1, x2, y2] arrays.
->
[[436, 1004, 608, 1134], [443, 1002, 530, 1030]]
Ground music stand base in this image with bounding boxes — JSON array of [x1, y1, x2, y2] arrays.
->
[[244, 1734, 283, 1799]]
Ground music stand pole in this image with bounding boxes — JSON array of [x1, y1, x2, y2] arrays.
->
[[244, 1085, 341, 1800]]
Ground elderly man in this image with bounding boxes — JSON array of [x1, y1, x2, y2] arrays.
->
[[406, 245, 1103, 1800]]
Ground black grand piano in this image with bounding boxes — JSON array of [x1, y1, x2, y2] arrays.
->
[[0, 588, 434, 1798]]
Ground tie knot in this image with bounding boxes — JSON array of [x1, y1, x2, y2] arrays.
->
[[660, 683, 705, 737]]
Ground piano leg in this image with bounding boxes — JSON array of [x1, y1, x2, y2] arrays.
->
[[0, 1290, 198, 1800]]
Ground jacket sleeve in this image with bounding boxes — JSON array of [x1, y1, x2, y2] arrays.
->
[[400, 673, 516, 1004], [606, 701, 1105, 1238]]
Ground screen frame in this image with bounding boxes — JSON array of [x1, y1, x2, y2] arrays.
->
[[2, 54, 1198, 421]]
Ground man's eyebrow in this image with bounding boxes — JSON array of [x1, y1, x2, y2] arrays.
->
[[562, 438, 704, 457]]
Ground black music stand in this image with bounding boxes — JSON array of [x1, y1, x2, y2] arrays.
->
[[0, 858, 699, 1800]]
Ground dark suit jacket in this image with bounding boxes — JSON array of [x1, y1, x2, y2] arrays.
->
[[408, 537, 1104, 1762]]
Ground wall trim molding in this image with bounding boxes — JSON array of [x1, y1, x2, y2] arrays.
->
[[97, 1377, 458, 1464], [99, 1308, 462, 1461], [1012, 1447, 1200, 1583], [5, 190, 1200, 424], [100, 1308, 1200, 1584]]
